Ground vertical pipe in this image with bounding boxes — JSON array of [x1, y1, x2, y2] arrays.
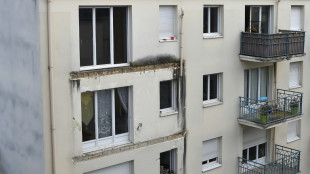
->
[[47, 0, 56, 173]]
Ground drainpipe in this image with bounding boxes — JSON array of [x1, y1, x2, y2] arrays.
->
[[47, 0, 56, 174]]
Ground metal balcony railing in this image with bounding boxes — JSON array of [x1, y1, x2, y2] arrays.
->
[[240, 31, 305, 58], [239, 89, 303, 126], [238, 145, 301, 174]]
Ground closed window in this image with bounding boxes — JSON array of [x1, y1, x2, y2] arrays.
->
[[203, 6, 222, 37], [202, 138, 221, 171], [85, 161, 132, 174], [244, 67, 269, 101], [81, 87, 130, 149], [160, 149, 177, 174], [289, 62, 302, 88], [287, 120, 300, 142], [242, 143, 266, 163], [245, 6, 271, 33], [291, 6, 303, 31], [160, 80, 176, 113], [79, 7, 129, 70], [203, 73, 221, 105], [159, 6, 176, 41]]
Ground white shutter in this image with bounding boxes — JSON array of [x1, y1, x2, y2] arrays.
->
[[291, 6, 302, 31], [202, 138, 218, 161], [85, 162, 131, 174], [243, 128, 266, 149], [159, 6, 175, 39], [287, 121, 298, 139], [289, 62, 300, 87]]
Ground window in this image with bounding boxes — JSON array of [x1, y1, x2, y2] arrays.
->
[[159, 6, 176, 41], [81, 87, 130, 149], [244, 67, 269, 101], [202, 138, 221, 171], [291, 6, 303, 31], [242, 143, 266, 163], [85, 161, 132, 174], [287, 120, 300, 142], [79, 7, 129, 70], [289, 62, 302, 88], [245, 6, 271, 33], [160, 149, 176, 174], [203, 73, 221, 105], [203, 6, 221, 37], [160, 80, 176, 114]]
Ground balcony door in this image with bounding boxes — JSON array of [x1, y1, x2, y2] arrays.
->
[[245, 6, 271, 33], [244, 67, 269, 101], [243, 128, 267, 164]]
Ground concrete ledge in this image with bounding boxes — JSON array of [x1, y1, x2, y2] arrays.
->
[[72, 132, 185, 163], [70, 63, 180, 80], [239, 53, 305, 63], [238, 115, 302, 129]]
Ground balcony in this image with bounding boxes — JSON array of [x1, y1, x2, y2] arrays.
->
[[238, 145, 301, 174], [238, 89, 303, 129], [240, 31, 305, 63]]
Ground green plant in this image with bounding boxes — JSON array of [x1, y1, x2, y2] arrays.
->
[[259, 104, 272, 124]]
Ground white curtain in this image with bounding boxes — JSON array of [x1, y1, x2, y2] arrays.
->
[[159, 6, 175, 39], [98, 89, 112, 138], [250, 69, 258, 100], [260, 67, 268, 98], [117, 87, 128, 113], [202, 138, 218, 161]]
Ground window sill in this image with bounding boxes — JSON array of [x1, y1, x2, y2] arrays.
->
[[80, 63, 130, 71], [159, 39, 178, 43], [203, 35, 223, 39], [202, 163, 222, 173], [289, 85, 302, 90], [287, 136, 300, 144], [160, 110, 178, 117], [203, 101, 222, 108], [83, 140, 132, 154]]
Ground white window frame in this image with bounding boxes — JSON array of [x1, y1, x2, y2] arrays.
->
[[79, 7, 130, 71], [243, 143, 267, 164], [159, 5, 177, 42], [82, 88, 131, 151], [245, 67, 269, 100], [247, 6, 272, 34], [287, 120, 300, 143], [160, 149, 177, 174], [203, 6, 222, 38], [160, 80, 177, 115], [289, 62, 302, 89], [203, 73, 221, 106], [202, 138, 221, 172]]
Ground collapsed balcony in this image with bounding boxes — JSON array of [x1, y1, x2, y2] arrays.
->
[[238, 145, 301, 174], [240, 31, 305, 62], [238, 89, 303, 129]]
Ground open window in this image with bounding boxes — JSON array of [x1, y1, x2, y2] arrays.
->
[[160, 149, 177, 174], [81, 87, 130, 149], [79, 7, 129, 70], [245, 6, 271, 33]]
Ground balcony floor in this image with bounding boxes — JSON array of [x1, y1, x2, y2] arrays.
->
[[239, 53, 305, 63]]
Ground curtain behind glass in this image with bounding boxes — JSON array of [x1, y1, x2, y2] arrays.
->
[[260, 67, 268, 98], [261, 6, 270, 33], [250, 69, 258, 100], [81, 92, 95, 142], [250, 7, 260, 33], [115, 87, 129, 135], [244, 70, 249, 98], [98, 90, 112, 139]]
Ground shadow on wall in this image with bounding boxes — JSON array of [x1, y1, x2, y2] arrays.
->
[[131, 54, 179, 66]]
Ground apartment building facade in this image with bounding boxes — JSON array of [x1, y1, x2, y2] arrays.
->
[[0, 0, 309, 174]]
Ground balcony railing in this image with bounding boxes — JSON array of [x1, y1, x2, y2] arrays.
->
[[238, 145, 301, 174], [239, 89, 302, 127], [240, 31, 305, 59]]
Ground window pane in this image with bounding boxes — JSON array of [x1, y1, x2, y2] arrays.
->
[[114, 7, 128, 64], [210, 74, 218, 100], [96, 8, 111, 65], [81, 92, 95, 142], [98, 90, 112, 138], [250, 69, 258, 100], [245, 6, 250, 32], [115, 87, 129, 135], [249, 146, 257, 160], [160, 81, 172, 109], [258, 143, 266, 158], [203, 75, 208, 101], [160, 150, 172, 173], [210, 7, 218, 32], [261, 6, 270, 33], [244, 70, 249, 98], [251, 7, 260, 33], [79, 8, 93, 66], [203, 8, 209, 33], [242, 149, 248, 163], [260, 67, 268, 98]]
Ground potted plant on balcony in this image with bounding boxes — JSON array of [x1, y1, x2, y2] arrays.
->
[[259, 104, 272, 124], [290, 99, 299, 115]]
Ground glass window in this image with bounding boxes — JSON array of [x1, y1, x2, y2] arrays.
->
[[245, 6, 270, 33], [202, 138, 221, 171], [203, 6, 222, 37], [160, 149, 176, 174], [160, 80, 175, 111], [203, 73, 221, 104]]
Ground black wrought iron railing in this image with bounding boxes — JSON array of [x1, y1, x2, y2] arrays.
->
[[240, 31, 305, 58], [238, 145, 301, 174], [239, 89, 303, 125]]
